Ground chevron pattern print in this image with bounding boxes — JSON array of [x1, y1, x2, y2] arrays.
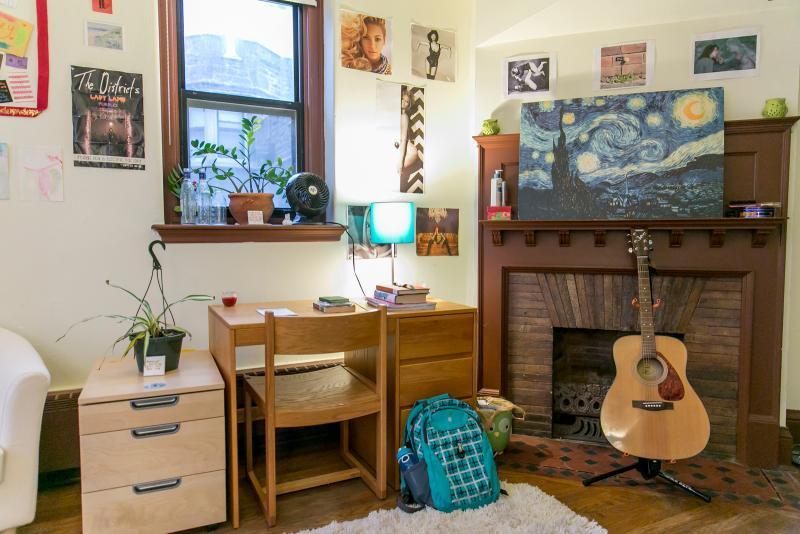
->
[[402, 85, 425, 193]]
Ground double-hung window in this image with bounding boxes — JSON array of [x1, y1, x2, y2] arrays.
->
[[158, 0, 324, 224]]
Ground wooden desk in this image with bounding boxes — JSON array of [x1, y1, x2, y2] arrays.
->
[[208, 299, 476, 527]]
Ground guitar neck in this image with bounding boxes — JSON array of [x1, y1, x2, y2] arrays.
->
[[636, 256, 656, 356]]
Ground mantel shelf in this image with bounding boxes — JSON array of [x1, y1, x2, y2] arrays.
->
[[151, 223, 346, 244], [480, 218, 785, 248]]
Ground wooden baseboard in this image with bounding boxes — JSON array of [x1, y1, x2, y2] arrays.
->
[[780, 426, 794, 465], [786, 409, 800, 444]]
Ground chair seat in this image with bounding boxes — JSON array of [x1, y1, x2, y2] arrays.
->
[[245, 366, 380, 428]]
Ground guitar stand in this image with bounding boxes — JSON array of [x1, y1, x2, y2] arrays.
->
[[582, 457, 711, 502]]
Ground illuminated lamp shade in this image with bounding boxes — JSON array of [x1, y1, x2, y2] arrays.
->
[[369, 202, 415, 244], [369, 202, 415, 285]]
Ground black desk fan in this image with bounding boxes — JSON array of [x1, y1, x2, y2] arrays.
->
[[285, 172, 329, 223]]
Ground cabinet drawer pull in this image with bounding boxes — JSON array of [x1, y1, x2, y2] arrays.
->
[[130, 423, 181, 439], [132, 477, 182, 495], [130, 395, 180, 410]]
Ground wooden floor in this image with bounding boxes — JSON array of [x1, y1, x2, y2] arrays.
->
[[22, 461, 800, 534]]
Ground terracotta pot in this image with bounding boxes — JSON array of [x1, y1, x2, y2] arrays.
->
[[228, 192, 274, 224]]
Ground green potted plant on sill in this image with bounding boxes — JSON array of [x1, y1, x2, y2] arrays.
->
[[58, 242, 213, 373], [190, 116, 295, 224]]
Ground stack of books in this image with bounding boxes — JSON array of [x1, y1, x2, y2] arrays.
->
[[313, 296, 356, 313], [726, 200, 781, 218], [366, 284, 436, 311]]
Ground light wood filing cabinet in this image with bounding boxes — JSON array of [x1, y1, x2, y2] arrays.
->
[[386, 305, 477, 488], [78, 351, 226, 533]]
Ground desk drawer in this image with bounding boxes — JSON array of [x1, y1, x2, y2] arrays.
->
[[398, 314, 473, 361], [80, 417, 225, 493], [79, 389, 223, 435], [398, 356, 473, 407], [82, 470, 225, 534]]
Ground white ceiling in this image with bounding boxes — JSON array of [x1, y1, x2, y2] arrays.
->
[[476, 0, 794, 47]]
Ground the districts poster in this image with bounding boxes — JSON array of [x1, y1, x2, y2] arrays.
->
[[71, 65, 145, 170]]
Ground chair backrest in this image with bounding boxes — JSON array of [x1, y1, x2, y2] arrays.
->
[[266, 306, 386, 356]]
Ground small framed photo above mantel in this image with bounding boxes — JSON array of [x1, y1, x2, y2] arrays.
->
[[691, 27, 759, 81], [503, 53, 556, 99], [85, 20, 124, 51]]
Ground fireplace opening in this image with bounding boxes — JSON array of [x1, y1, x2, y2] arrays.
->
[[551, 327, 684, 444]]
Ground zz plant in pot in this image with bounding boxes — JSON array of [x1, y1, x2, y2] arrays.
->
[[58, 242, 213, 373], [191, 116, 294, 224]]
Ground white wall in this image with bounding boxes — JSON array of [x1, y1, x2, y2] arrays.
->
[[474, 6, 800, 416], [0, 0, 476, 390]]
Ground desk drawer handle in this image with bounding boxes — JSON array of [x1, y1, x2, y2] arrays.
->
[[133, 477, 182, 495], [130, 395, 180, 410], [130, 423, 181, 439]]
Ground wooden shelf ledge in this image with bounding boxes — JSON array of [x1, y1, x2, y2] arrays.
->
[[481, 218, 786, 249], [151, 223, 346, 244]]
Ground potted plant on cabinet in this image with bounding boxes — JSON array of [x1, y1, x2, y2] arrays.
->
[[58, 242, 213, 373], [191, 116, 295, 224]]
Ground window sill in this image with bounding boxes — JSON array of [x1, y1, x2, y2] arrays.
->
[[151, 223, 345, 244]]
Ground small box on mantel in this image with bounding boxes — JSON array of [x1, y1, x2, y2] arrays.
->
[[487, 206, 512, 220]]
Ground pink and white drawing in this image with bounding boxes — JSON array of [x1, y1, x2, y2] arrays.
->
[[20, 145, 63, 201]]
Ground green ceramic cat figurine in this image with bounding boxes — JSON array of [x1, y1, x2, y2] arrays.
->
[[481, 119, 500, 136], [762, 98, 788, 118]]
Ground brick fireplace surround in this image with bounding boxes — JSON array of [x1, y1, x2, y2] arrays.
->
[[474, 117, 798, 468]]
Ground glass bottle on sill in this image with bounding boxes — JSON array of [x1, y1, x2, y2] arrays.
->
[[180, 168, 197, 224], [196, 170, 212, 225], [211, 190, 228, 225]]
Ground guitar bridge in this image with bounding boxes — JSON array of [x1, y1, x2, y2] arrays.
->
[[632, 400, 674, 411]]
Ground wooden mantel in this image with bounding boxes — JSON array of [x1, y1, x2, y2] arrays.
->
[[473, 117, 798, 468]]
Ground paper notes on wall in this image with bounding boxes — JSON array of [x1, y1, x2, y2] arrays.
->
[[0, 10, 33, 57], [19, 145, 63, 201]]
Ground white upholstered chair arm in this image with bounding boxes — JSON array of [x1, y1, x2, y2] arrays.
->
[[0, 328, 51, 531]]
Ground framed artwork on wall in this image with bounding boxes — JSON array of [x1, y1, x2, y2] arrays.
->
[[691, 28, 759, 81], [504, 53, 556, 99], [593, 40, 654, 90]]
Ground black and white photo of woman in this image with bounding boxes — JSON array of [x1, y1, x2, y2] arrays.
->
[[396, 86, 424, 192], [411, 24, 456, 82]]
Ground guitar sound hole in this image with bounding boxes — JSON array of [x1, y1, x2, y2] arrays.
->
[[636, 357, 665, 382]]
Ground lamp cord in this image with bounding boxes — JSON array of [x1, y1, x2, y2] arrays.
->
[[329, 222, 367, 298]]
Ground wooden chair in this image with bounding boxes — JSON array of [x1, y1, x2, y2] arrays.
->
[[243, 306, 387, 526]]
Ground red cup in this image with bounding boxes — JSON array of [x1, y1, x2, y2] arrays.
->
[[222, 291, 237, 307]]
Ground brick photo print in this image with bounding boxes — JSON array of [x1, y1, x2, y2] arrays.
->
[[594, 41, 654, 90]]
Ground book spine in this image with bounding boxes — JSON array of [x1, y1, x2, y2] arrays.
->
[[373, 290, 399, 303]]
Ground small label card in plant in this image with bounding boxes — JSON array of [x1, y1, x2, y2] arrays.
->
[[247, 210, 264, 224], [143, 355, 166, 376]]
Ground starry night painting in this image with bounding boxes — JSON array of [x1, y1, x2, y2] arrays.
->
[[518, 88, 724, 220]]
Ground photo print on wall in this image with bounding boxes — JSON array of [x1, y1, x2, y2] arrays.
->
[[691, 28, 759, 80], [340, 9, 392, 75], [416, 208, 459, 256], [594, 40, 654, 90], [376, 80, 425, 194], [71, 66, 145, 170], [504, 53, 556, 98], [85, 21, 123, 51], [346, 205, 392, 259], [518, 88, 724, 220], [411, 24, 455, 82]]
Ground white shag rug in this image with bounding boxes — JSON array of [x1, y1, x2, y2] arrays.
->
[[298, 482, 606, 534]]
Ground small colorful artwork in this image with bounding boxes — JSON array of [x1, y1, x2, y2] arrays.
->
[[504, 54, 555, 98], [346, 205, 392, 259], [518, 88, 724, 220], [0, 142, 9, 199], [692, 28, 759, 80], [85, 21, 123, 50], [0, 11, 33, 57], [91, 0, 112, 14], [5, 53, 26, 68], [416, 208, 459, 256], [595, 41, 654, 90], [6, 72, 32, 104], [0, 80, 11, 103], [20, 145, 63, 201]]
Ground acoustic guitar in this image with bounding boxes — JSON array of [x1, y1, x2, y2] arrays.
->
[[600, 229, 710, 460]]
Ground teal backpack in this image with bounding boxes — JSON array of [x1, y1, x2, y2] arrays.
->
[[399, 394, 501, 512]]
